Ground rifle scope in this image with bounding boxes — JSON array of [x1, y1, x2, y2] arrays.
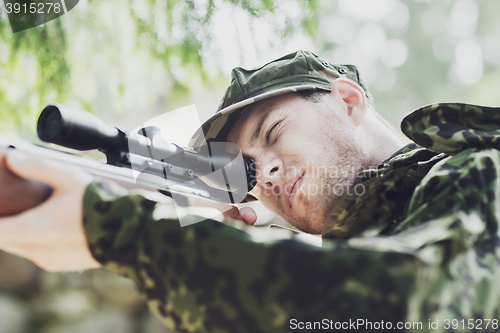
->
[[37, 105, 256, 194], [37, 105, 127, 152]]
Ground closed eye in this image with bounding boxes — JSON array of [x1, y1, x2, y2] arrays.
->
[[266, 121, 281, 144]]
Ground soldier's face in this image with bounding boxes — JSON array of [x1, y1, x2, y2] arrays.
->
[[228, 92, 368, 234]]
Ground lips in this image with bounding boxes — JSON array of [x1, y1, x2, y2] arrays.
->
[[286, 171, 304, 208]]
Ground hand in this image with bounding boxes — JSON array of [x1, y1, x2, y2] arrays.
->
[[0, 153, 52, 216], [0, 151, 101, 272], [186, 196, 258, 225]]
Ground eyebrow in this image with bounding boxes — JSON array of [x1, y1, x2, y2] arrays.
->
[[250, 108, 275, 144]]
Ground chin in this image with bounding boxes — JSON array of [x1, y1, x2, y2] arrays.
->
[[280, 194, 331, 234], [285, 209, 327, 235], [293, 220, 324, 235]]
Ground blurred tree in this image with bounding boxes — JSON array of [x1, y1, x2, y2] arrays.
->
[[0, 0, 320, 132], [317, 0, 500, 125]]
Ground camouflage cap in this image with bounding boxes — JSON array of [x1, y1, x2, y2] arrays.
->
[[189, 50, 372, 149]]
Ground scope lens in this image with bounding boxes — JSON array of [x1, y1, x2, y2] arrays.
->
[[38, 107, 63, 142], [244, 157, 257, 191]]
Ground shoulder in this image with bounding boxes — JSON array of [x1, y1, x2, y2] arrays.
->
[[395, 147, 500, 233], [417, 147, 500, 193]]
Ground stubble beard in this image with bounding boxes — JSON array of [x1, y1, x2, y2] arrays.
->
[[280, 156, 365, 235], [278, 106, 369, 235]]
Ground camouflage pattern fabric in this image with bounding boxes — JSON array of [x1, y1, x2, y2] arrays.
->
[[84, 103, 500, 332]]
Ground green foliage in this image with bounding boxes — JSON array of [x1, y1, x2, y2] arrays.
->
[[0, 0, 320, 133], [1, 14, 69, 130]]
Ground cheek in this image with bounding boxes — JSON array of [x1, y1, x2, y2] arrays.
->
[[282, 122, 325, 157], [277, 129, 310, 156], [279, 130, 325, 163], [255, 186, 280, 212]]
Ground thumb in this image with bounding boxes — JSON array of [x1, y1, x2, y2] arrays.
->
[[239, 206, 257, 225], [5, 150, 91, 190]]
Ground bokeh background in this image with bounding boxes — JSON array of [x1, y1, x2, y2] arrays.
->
[[1, 0, 500, 332]]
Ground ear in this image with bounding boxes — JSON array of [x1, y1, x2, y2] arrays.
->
[[332, 79, 367, 126]]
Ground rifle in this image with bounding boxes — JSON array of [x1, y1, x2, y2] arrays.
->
[[0, 105, 256, 216]]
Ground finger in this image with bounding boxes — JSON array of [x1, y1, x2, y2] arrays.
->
[[222, 206, 245, 222], [5, 151, 91, 190], [239, 206, 257, 225], [189, 196, 243, 219]]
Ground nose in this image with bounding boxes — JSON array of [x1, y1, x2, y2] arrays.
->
[[256, 155, 283, 189]]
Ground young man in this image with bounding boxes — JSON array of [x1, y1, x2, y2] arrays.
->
[[1, 50, 500, 332]]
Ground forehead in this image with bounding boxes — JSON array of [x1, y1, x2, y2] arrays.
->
[[226, 93, 301, 145]]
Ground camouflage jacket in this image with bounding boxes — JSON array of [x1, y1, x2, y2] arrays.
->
[[83, 103, 500, 332]]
